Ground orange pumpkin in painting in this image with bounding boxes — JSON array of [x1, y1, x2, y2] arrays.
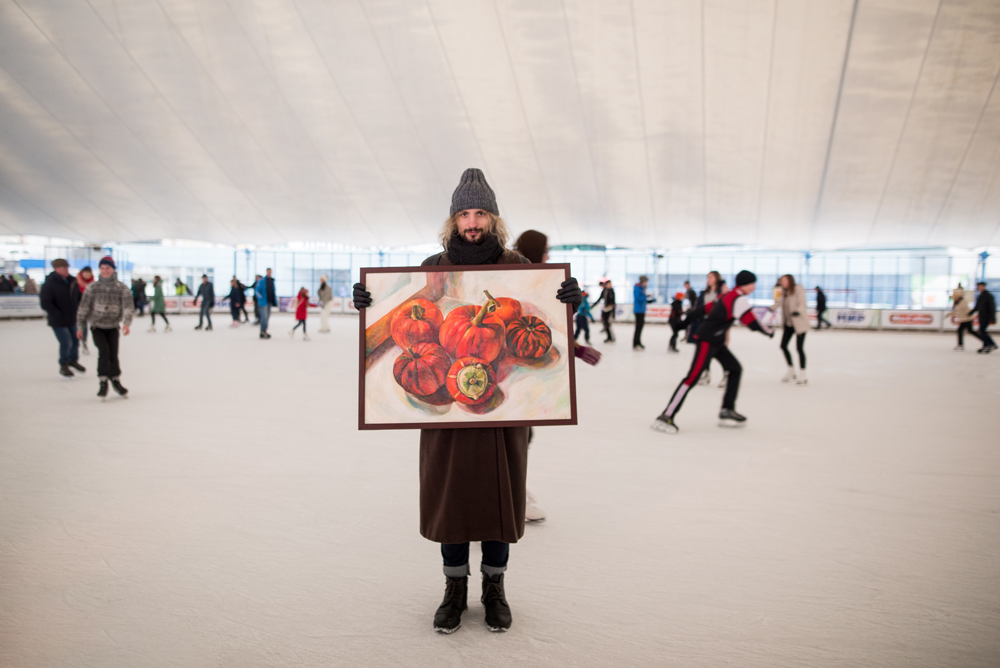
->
[[438, 293, 505, 363], [393, 343, 451, 396], [484, 290, 522, 327], [446, 357, 497, 405], [390, 299, 444, 349], [506, 315, 553, 358]]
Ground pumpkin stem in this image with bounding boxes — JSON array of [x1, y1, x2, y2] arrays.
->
[[472, 292, 497, 327], [410, 303, 425, 320]]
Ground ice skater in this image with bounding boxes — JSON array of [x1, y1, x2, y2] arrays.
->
[[652, 270, 773, 434], [772, 274, 808, 384], [227, 278, 246, 328], [968, 282, 997, 353], [574, 291, 593, 343], [318, 275, 333, 333], [683, 271, 722, 385], [949, 287, 979, 351], [815, 286, 831, 329], [352, 168, 582, 634], [668, 292, 685, 352], [148, 276, 172, 332], [39, 258, 86, 378], [193, 275, 215, 331], [255, 269, 277, 339], [289, 287, 310, 340], [632, 275, 653, 350], [76, 266, 94, 354], [593, 280, 616, 342], [76, 256, 134, 400]]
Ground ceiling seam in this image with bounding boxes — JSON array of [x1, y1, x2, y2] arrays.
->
[[219, 0, 379, 245], [807, 0, 860, 248], [628, 0, 657, 247], [864, 0, 943, 245], [925, 61, 1000, 244], [489, 0, 562, 239], [559, 0, 603, 240], [753, 0, 780, 247], [288, 0, 423, 243]]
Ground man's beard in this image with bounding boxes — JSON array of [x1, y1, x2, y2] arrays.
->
[[462, 228, 486, 244]]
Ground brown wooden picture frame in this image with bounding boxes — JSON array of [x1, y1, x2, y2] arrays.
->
[[358, 263, 578, 430]]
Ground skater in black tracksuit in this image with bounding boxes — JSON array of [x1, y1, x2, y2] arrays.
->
[[652, 270, 773, 434], [668, 292, 685, 352]]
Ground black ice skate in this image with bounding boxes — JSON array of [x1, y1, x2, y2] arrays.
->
[[69, 362, 86, 373], [205, 325, 213, 331], [433, 576, 467, 634], [60, 364, 75, 378], [481, 573, 512, 632], [718, 408, 747, 428], [651, 414, 679, 434], [97, 378, 109, 401], [194, 324, 203, 330], [110, 377, 129, 397]]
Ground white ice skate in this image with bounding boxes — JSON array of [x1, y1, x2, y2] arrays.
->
[[698, 370, 711, 386], [718, 371, 728, 388], [147, 326, 156, 333], [781, 367, 796, 383], [303, 333, 311, 342], [796, 369, 808, 385], [81, 342, 90, 355], [651, 414, 679, 434], [954, 345, 964, 351], [525, 490, 545, 522], [288, 329, 295, 339], [164, 325, 172, 332]]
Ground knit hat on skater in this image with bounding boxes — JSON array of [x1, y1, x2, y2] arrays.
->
[[450, 168, 499, 217], [735, 270, 756, 287], [98, 256, 116, 270]]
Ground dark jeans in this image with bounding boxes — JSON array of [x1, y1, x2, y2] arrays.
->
[[134, 299, 145, 316], [151, 311, 169, 325], [633, 313, 646, 347], [292, 319, 307, 333], [980, 321, 996, 348], [230, 304, 242, 322], [601, 310, 614, 341], [441, 541, 509, 577], [957, 321, 980, 346], [91, 327, 121, 378], [662, 341, 742, 418], [259, 304, 271, 333], [51, 327, 79, 366], [668, 322, 681, 350], [816, 308, 831, 329], [574, 313, 590, 342], [198, 302, 212, 327], [780, 326, 806, 368], [239, 303, 250, 321]]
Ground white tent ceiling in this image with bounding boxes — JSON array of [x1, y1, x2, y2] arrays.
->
[[1, 0, 999, 250]]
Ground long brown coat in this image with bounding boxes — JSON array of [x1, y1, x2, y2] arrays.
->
[[419, 248, 531, 544]]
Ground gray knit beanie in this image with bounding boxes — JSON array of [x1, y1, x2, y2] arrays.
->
[[450, 168, 499, 217]]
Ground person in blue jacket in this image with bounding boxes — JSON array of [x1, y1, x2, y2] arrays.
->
[[632, 276, 654, 350], [255, 268, 278, 339]]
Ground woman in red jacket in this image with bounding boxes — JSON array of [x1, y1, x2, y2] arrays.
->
[[289, 287, 310, 341]]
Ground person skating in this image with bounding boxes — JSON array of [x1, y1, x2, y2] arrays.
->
[[318, 275, 333, 333], [255, 269, 277, 339], [815, 286, 831, 329], [248, 274, 261, 325], [352, 169, 582, 634], [22, 275, 39, 294], [632, 276, 653, 350], [131, 278, 147, 316], [668, 292, 685, 352], [148, 276, 172, 332], [39, 258, 85, 378], [652, 270, 773, 434], [574, 292, 593, 343], [968, 282, 997, 353], [949, 287, 980, 350], [593, 280, 616, 342], [772, 274, 809, 384], [76, 267, 95, 354], [227, 278, 246, 328], [682, 271, 722, 385], [76, 257, 134, 400], [289, 287, 310, 340], [684, 281, 697, 307], [193, 275, 215, 331]]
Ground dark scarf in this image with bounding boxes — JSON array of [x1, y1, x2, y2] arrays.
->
[[446, 233, 504, 266]]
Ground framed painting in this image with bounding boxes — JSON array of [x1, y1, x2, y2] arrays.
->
[[358, 264, 578, 430]]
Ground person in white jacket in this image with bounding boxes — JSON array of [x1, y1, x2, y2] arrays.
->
[[949, 287, 980, 351], [773, 274, 809, 385], [318, 275, 333, 333]]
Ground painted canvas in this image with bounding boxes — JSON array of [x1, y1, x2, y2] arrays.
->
[[358, 264, 577, 430]]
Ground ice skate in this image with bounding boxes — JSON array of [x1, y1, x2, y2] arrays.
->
[[194, 324, 203, 330], [781, 367, 796, 383], [60, 364, 75, 378], [205, 325, 213, 331], [698, 370, 711, 386], [718, 408, 747, 428], [953, 345, 963, 351], [81, 341, 90, 355], [718, 371, 729, 388], [651, 414, 679, 434], [288, 329, 295, 339], [69, 362, 86, 373], [164, 325, 172, 332], [97, 378, 109, 401], [796, 369, 808, 385], [147, 325, 156, 333], [302, 333, 311, 342], [525, 490, 545, 522], [481, 573, 512, 632], [110, 377, 128, 397], [433, 576, 467, 634]]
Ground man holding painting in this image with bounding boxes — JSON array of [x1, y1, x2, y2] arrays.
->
[[353, 168, 581, 633]]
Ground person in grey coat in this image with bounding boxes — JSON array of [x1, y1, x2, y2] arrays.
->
[[76, 256, 134, 399], [193, 275, 215, 331]]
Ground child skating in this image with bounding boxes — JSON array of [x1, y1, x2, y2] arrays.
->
[[652, 271, 773, 434], [289, 287, 310, 341]]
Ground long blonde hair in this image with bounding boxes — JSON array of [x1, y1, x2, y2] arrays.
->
[[439, 211, 510, 248]]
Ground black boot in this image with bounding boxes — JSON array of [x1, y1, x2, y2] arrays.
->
[[110, 377, 128, 397], [69, 361, 86, 373], [433, 576, 467, 634], [97, 378, 109, 400], [481, 573, 512, 632], [60, 364, 75, 378]]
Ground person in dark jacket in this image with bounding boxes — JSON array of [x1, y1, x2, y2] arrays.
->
[[0, 275, 14, 293], [592, 280, 616, 342], [39, 258, 86, 378], [815, 286, 831, 329], [684, 281, 697, 306], [352, 169, 582, 634], [632, 276, 654, 350], [668, 291, 685, 353], [193, 275, 215, 331], [680, 271, 722, 385], [968, 282, 997, 353], [131, 278, 147, 316], [248, 274, 261, 325], [254, 269, 278, 338], [227, 278, 246, 327]]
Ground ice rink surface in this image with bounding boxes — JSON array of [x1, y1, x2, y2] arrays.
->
[[2, 314, 999, 667]]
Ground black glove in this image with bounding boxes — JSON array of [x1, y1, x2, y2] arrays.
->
[[556, 278, 582, 307], [353, 283, 372, 309], [768, 331, 775, 339]]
